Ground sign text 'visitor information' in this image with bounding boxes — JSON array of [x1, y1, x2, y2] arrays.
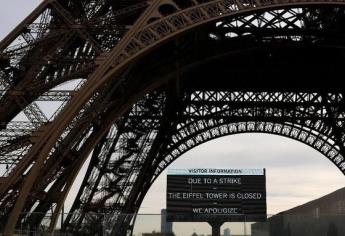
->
[[166, 168, 267, 222]]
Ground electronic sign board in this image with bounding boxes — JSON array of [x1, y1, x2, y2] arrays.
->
[[166, 168, 266, 222]]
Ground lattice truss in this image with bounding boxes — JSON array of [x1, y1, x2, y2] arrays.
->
[[211, 8, 308, 40], [2, 5, 343, 167], [1, 0, 345, 235], [0, 0, 148, 167], [64, 91, 345, 235]]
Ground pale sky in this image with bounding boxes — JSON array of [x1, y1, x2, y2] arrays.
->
[[1, 2, 345, 236]]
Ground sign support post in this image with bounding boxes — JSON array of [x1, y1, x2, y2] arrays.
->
[[208, 221, 224, 236]]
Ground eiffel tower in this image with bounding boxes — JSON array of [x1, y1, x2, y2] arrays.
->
[[1, 0, 345, 235]]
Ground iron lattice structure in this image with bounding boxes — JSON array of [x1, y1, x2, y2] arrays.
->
[[1, 0, 345, 235]]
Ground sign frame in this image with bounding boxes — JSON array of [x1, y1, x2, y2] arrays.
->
[[166, 168, 267, 223]]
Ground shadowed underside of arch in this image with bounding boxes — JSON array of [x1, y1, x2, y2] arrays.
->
[[1, 0, 345, 235]]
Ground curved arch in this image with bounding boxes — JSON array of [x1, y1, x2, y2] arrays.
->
[[149, 89, 345, 177], [155, 121, 344, 178], [19, 2, 345, 188], [25, 0, 345, 167], [19, 1, 345, 172], [3, 2, 345, 235], [54, 3, 345, 235], [130, 119, 345, 236]]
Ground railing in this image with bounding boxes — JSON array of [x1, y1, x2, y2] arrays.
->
[[2, 212, 345, 236]]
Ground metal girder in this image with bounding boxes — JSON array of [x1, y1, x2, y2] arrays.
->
[[0, 90, 74, 102], [61, 90, 345, 236], [0, 0, 141, 177], [1, 1, 345, 236], [8, 1, 345, 189], [0, 0, 142, 128], [63, 91, 165, 234]]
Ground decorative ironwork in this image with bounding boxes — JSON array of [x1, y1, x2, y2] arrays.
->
[[1, 1, 345, 236]]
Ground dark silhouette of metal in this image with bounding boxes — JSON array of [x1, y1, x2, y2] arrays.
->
[[327, 223, 338, 236], [1, 0, 345, 235]]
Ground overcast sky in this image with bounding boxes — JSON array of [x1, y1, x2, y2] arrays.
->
[[1, 2, 345, 236]]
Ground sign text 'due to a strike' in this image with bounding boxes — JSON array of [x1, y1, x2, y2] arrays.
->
[[187, 177, 241, 185]]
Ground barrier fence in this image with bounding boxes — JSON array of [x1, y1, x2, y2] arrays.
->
[[2, 213, 345, 236]]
